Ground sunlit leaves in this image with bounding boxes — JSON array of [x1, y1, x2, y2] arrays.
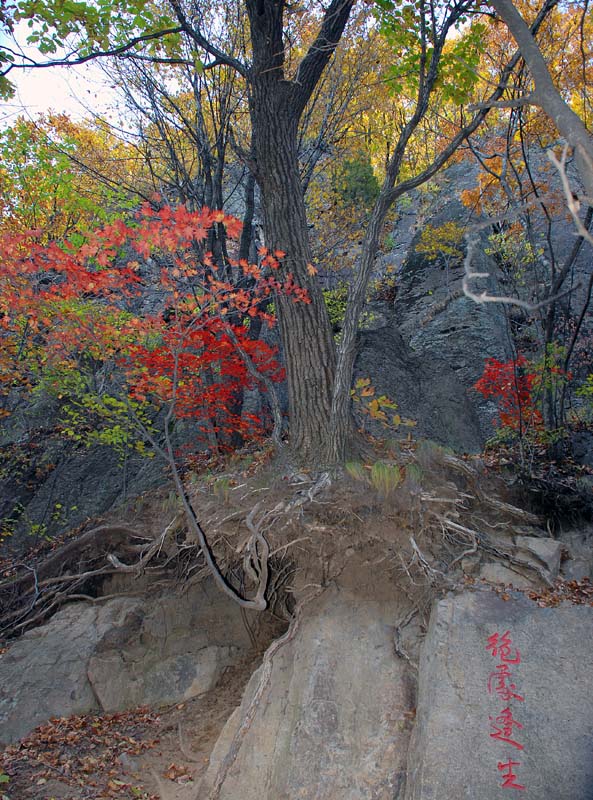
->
[[376, 0, 486, 104], [438, 22, 487, 104], [0, 0, 181, 97], [0, 204, 310, 456], [0, 114, 137, 242], [415, 220, 465, 263]]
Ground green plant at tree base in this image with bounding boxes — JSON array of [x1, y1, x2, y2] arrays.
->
[[345, 460, 403, 496], [212, 476, 231, 503]]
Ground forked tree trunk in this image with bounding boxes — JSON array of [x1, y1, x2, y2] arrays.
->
[[245, 0, 353, 464]]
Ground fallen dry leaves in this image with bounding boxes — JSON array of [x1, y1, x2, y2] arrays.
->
[[464, 575, 593, 607], [527, 577, 593, 607], [1, 707, 161, 799]]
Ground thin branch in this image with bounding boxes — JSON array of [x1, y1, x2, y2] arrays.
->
[[548, 145, 593, 244], [461, 231, 580, 311], [2, 27, 185, 76], [291, 0, 355, 114], [224, 325, 284, 448], [468, 95, 535, 111], [167, 0, 247, 77]]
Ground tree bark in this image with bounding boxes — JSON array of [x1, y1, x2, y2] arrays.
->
[[244, 0, 354, 464], [252, 108, 338, 462]]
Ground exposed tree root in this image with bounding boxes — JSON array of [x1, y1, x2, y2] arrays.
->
[[0, 522, 175, 640], [204, 588, 324, 800]]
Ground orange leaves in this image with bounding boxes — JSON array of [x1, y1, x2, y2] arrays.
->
[[351, 378, 416, 429]]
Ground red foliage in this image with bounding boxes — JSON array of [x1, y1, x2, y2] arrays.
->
[[474, 356, 542, 431], [0, 204, 308, 447], [125, 320, 284, 440]]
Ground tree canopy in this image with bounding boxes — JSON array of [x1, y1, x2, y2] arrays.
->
[[1, 0, 592, 468]]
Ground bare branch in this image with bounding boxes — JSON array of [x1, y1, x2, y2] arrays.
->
[[490, 0, 593, 197], [468, 95, 535, 111], [548, 145, 593, 246], [167, 0, 247, 77], [225, 325, 284, 448], [291, 0, 355, 114], [1, 27, 185, 76], [461, 231, 580, 311]]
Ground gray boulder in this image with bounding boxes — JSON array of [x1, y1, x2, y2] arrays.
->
[[479, 562, 536, 589], [201, 587, 415, 800], [515, 536, 563, 580], [405, 589, 593, 799], [0, 581, 258, 744], [0, 599, 140, 744], [559, 523, 593, 580]]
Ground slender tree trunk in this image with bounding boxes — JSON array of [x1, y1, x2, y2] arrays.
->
[[327, 192, 392, 463], [490, 0, 593, 198]]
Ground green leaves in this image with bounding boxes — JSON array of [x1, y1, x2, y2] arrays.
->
[[60, 391, 155, 458], [375, 1, 485, 104], [437, 21, 487, 104], [0, 0, 183, 98]]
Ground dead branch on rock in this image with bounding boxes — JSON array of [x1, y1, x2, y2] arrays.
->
[[285, 471, 332, 511], [462, 229, 580, 311], [0, 522, 177, 640], [0, 524, 144, 596]]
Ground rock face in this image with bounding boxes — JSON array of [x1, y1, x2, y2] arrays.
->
[[405, 589, 593, 800], [515, 536, 562, 580], [350, 162, 513, 452], [356, 316, 484, 452], [0, 581, 259, 744], [201, 587, 415, 800], [0, 417, 167, 553], [559, 522, 593, 581], [391, 199, 510, 441], [0, 599, 134, 745]]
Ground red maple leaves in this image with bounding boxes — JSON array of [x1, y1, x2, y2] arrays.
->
[[0, 204, 308, 450], [474, 356, 542, 431]]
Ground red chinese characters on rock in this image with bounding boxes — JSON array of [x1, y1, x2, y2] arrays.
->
[[489, 706, 524, 750], [486, 630, 521, 664], [488, 663, 525, 703], [498, 759, 526, 791], [486, 630, 526, 791]]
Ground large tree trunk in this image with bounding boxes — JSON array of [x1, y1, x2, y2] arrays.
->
[[245, 0, 354, 464], [251, 98, 338, 462]]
